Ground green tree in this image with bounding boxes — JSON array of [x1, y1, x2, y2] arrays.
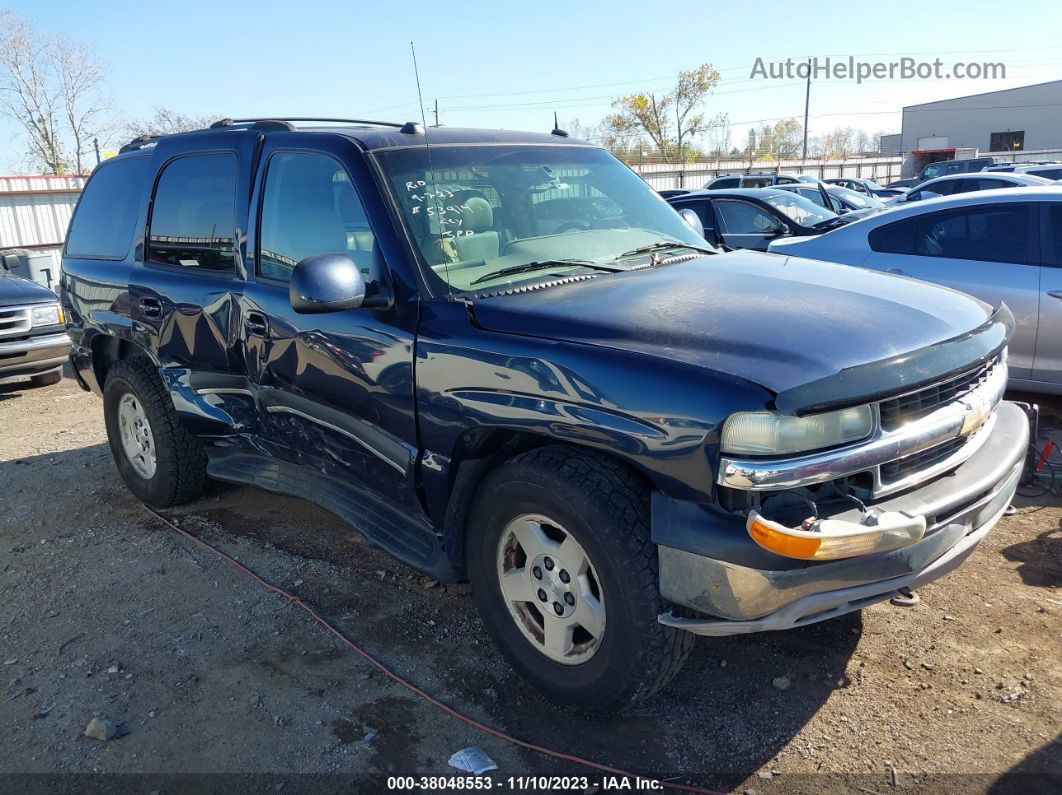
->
[[606, 64, 721, 162]]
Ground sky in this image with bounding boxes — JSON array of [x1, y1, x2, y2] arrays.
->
[[3, 0, 1062, 169]]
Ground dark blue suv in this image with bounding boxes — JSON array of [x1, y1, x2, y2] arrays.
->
[[61, 118, 1027, 712]]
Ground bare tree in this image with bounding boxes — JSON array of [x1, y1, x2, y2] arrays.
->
[[53, 35, 110, 174], [0, 12, 111, 174], [126, 107, 220, 138], [0, 12, 66, 173]]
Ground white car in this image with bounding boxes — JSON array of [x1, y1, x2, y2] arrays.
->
[[768, 186, 1062, 394]]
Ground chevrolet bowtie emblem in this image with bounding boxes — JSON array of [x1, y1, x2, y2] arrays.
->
[[960, 396, 990, 436]]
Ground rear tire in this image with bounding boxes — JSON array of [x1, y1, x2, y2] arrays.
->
[[466, 445, 694, 713], [103, 357, 207, 508], [30, 369, 62, 387]]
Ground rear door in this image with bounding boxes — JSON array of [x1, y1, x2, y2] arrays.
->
[[131, 134, 258, 392], [1033, 203, 1062, 384], [240, 133, 421, 510], [863, 203, 1040, 377], [713, 199, 784, 251]]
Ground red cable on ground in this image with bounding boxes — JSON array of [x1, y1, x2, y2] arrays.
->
[[145, 507, 721, 795]]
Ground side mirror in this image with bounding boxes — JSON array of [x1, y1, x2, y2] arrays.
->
[[677, 208, 705, 238], [289, 253, 366, 314]]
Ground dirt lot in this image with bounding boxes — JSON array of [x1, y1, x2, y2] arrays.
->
[[1, 373, 1059, 793]]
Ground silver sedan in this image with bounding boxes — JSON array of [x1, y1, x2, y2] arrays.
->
[[767, 187, 1062, 394]]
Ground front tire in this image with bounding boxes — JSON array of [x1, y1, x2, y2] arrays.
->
[[466, 446, 694, 713], [103, 357, 207, 508]]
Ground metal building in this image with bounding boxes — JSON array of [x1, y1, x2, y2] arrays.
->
[[899, 79, 1062, 154], [0, 175, 85, 288]]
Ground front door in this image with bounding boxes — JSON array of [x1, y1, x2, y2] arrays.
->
[[1033, 203, 1062, 384], [241, 138, 421, 510], [713, 199, 785, 251]]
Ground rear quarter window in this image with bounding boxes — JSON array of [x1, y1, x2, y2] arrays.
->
[[65, 157, 151, 260], [869, 218, 916, 254]]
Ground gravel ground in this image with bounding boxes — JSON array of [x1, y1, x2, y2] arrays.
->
[[0, 373, 1059, 793]]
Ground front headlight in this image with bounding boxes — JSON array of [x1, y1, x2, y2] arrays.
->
[[721, 405, 873, 455], [31, 303, 63, 327]]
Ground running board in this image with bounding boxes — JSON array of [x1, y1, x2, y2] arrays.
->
[[206, 447, 456, 581]]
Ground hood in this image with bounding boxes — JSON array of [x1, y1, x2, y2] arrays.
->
[[470, 250, 1005, 411], [0, 270, 58, 307]]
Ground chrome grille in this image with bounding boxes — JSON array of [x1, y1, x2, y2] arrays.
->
[[0, 306, 31, 337], [879, 358, 996, 431], [880, 437, 967, 483]]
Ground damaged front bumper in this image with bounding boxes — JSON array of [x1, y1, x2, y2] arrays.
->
[[654, 400, 1028, 636]]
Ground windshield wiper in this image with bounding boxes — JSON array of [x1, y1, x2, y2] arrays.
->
[[616, 241, 716, 259], [469, 259, 618, 286]]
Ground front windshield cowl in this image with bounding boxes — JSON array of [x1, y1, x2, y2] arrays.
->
[[372, 143, 709, 296]]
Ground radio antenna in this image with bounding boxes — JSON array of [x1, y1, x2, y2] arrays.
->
[[410, 41, 453, 296]]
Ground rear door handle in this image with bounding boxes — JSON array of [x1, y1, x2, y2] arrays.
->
[[139, 296, 162, 318], [1048, 291, 1062, 301], [245, 311, 269, 337]]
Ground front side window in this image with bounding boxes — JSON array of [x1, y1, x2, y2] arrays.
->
[[374, 144, 708, 293], [922, 164, 943, 179], [147, 153, 237, 271], [258, 152, 374, 283], [66, 156, 151, 259], [914, 205, 1031, 263], [714, 200, 780, 234]]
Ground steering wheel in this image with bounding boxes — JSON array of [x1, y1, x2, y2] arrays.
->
[[555, 220, 591, 233]]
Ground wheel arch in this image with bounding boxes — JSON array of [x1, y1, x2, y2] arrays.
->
[[440, 427, 654, 579]]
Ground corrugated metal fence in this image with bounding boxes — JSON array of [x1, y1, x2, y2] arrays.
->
[[0, 175, 87, 270], [632, 156, 905, 191]]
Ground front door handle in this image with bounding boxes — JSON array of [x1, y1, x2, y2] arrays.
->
[[139, 296, 162, 318], [245, 311, 269, 337], [1048, 291, 1062, 301], [886, 267, 908, 276]]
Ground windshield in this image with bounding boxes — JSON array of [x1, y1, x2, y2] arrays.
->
[[374, 144, 709, 293], [863, 180, 886, 190], [830, 186, 884, 209], [763, 192, 838, 227]]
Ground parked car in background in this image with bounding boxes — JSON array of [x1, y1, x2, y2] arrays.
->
[[768, 187, 1062, 394], [886, 177, 920, 189], [917, 156, 1006, 181], [825, 185, 889, 213], [667, 188, 860, 251], [823, 177, 906, 199], [0, 264, 69, 388], [892, 172, 1056, 204], [704, 172, 814, 189], [983, 163, 1062, 181], [984, 161, 1062, 174], [61, 118, 1029, 712], [657, 188, 691, 199]]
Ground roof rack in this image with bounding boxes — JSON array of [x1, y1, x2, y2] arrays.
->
[[213, 117, 405, 129], [116, 116, 410, 155]]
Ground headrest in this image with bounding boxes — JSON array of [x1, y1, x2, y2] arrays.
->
[[460, 197, 494, 233]]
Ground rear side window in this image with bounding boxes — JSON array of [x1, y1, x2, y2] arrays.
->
[[147, 153, 238, 272], [65, 157, 151, 259], [708, 177, 739, 189], [870, 218, 916, 254], [1030, 167, 1062, 180], [914, 205, 1032, 263]]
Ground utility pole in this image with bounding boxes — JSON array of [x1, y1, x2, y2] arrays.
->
[[801, 58, 811, 161], [431, 98, 440, 127], [93, 137, 101, 167]]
